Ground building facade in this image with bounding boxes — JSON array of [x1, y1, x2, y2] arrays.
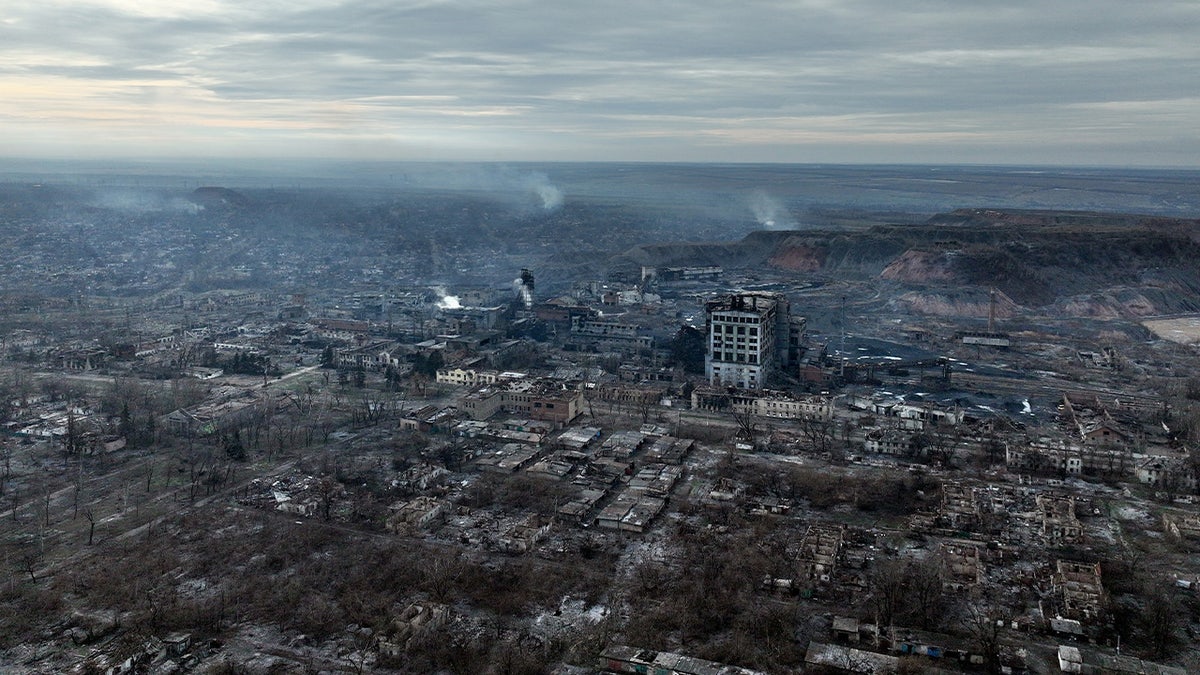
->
[[459, 379, 583, 426], [690, 385, 832, 420], [704, 292, 803, 389]]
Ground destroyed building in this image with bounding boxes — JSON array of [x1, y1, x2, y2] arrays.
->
[[1052, 560, 1105, 622], [690, 385, 832, 420], [458, 378, 584, 426], [704, 292, 805, 389]]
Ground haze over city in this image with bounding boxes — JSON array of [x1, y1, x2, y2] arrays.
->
[[2, 0, 1199, 165], [8, 2, 1200, 675]]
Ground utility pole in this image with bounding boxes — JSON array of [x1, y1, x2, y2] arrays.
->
[[988, 287, 997, 334], [839, 295, 847, 379]]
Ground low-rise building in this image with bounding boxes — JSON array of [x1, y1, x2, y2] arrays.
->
[[601, 645, 765, 675], [939, 482, 980, 531], [864, 429, 916, 456], [642, 435, 694, 464], [557, 426, 602, 451], [798, 524, 843, 587], [595, 492, 666, 533], [1053, 560, 1105, 622], [1038, 494, 1083, 545], [1162, 512, 1200, 541], [1136, 456, 1198, 493], [691, 386, 832, 421], [436, 366, 503, 387], [942, 543, 984, 590], [1057, 645, 1187, 675], [1006, 439, 1133, 477], [162, 395, 260, 437], [476, 443, 542, 473], [568, 317, 653, 351], [628, 463, 684, 498], [459, 379, 583, 426], [497, 514, 552, 553], [378, 603, 451, 658], [804, 641, 900, 675], [336, 340, 405, 371], [386, 496, 447, 533], [599, 430, 648, 458], [311, 317, 371, 342]]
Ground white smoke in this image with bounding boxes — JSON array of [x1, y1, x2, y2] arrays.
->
[[433, 286, 462, 309], [91, 189, 204, 214], [523, 172, 563, 211], [512, 278, 533, 309], [748, 190, 794, 230], [390, 165, 564, 212]]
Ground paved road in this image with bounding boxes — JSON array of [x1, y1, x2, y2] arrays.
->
[[261, 364, 323, 388]]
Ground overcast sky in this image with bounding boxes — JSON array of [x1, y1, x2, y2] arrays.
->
[[2, 0, 1199, 166]]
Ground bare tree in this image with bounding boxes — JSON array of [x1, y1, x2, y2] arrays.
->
[[1140, 586, 1184, 659], [317, 476, 339, 521], [867, 558, 907, 635], [924, 430, 959, 468], [84, 507, 97, 545], [355, 388, 398, 426], [19, 549, 42, 584], [732, 409, 757, 441], [0, 442, 12, 496], [956, 598, 1004, 674], [423, 551, 468, 603], [636, 396, 655, 425], [982, 434, 1005, 466], [42, 482, 51, 527], [796, 415, 835, 456], [907, 557, 947, 630]]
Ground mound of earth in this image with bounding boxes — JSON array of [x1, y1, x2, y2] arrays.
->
[[610, 208, 1200, 318], [189, 186, 250, 209]]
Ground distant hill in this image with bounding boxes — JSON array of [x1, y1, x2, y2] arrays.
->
[[612, 209, 1200, 319], [189, 186, 250, 209]]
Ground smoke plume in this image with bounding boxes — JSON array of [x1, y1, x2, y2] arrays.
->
[[512, 274, 534, 309], [391, 165, 564, 212], [523, 172, 563, 211], [432, 286, 462, 309], [91, 189, 204, 214], [747, 190, 795, 230]]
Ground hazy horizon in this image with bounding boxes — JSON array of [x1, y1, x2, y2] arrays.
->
[[5, 161, 1200, 219]]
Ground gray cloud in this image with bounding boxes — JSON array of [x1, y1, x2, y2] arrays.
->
[[1, 0, 1199, 164]]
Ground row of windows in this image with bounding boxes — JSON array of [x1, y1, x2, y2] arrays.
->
[[710, 365, 758, 383], [712, 352, 759, 363], [713, 324, 760, 336], [712, 339, 759, 349], [712, 314, 766, 324]]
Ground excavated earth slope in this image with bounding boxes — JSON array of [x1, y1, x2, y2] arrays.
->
[[611, 208, 1200, 319]]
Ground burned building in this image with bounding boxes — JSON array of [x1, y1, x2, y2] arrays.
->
[[938, 481, 980, 531], [459, 379, 584, 426], [691, 385, 832, 420], [1037, 495, 1083, 545], [1052, 560, 1105, 622], [798, 523, 844, 589], [942, 543, 984, 590], [704, 292, 805, 389]]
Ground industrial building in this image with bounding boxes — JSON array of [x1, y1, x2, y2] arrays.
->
[[703, 292, 805, 389]]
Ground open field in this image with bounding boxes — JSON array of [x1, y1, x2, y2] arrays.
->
[[1144, 315, 1200, 345]]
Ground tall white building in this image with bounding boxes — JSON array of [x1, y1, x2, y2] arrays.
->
[[704, 292, 803, 389]]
